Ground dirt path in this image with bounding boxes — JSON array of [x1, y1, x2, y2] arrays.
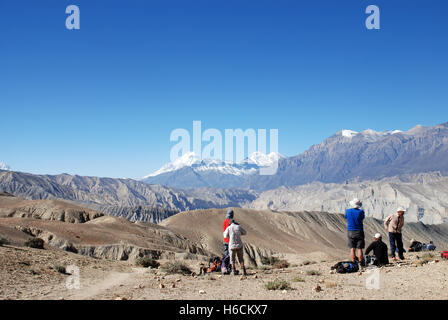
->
[[64, 268, 145, 300]]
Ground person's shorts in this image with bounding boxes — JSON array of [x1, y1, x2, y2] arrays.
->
[[347, 230, 365, 249], [230, 247, 244, 265]]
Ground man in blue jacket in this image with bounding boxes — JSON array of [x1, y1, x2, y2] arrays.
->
[[345, 198, 365, 266]]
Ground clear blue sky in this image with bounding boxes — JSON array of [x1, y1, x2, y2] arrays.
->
[[1, 0, 447, 178]]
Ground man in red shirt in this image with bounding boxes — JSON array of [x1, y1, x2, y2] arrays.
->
[[223, 209, 234, 255]]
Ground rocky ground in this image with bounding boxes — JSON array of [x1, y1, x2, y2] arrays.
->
[[1, 244, 447, 300]]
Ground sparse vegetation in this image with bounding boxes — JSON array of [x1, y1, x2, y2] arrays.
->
[[261, 256, 280, 265], [292, 276, 305, 282], [24, 238, 44, 249], [161, 261, 192, 275], [53, 265, 66, 274], [265, 279, 292, 291], [306, 270, 321, 276], [302, 260, 316, 266], [273, 259, 290, 269], [261, 255, 289, 269], [415, 253, 436, 266], [0, 237, 10, 246], [136, 256, 160, 268], [259, 265, 272, 271]]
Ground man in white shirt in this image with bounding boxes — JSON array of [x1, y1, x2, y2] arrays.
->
[[223, 220, 247, 276]]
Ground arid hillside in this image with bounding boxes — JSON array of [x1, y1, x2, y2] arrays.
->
[[0, 193, 208, 262], [161, 208, 448, 265]]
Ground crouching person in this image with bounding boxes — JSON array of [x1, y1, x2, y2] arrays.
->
[[365, 233, 389, 266], [223, 220, 247, 276]]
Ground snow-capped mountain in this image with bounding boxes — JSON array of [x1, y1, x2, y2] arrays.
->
[[141, 152, 283, 189], [143, 122, 448, 190], [248, 122, 448, 190], [0, 162, 11, 171]]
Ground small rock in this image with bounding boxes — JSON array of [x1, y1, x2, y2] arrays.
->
[[175, 278, 181, 282], [240, 276, 247, 280], [171, 284, 176, 288], [199, 290, 206, 294], [253, 275, 258, 279], [314, 285, 322, 292], [281, 290, 287, 294], [159, 284, 165, 289], [329, 270, 335, 274]]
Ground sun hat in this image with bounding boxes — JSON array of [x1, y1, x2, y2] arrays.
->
[[349, 198, 362, 209], [396, 207, 407, 213], [374, 233, 382, 239]]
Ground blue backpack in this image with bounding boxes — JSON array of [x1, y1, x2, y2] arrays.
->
[[331, 261, 359, 274]]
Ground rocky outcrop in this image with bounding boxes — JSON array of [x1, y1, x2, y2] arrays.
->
[[247, 173, 448, 224], [0, 195, 104, 223]]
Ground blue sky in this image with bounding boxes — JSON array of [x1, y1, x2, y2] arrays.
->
[[1, 0, 447, 178]]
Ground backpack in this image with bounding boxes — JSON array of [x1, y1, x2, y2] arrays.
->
[[331, 261, 359, 274], [364, 255, 378, 267], [221, 253, 232, 275]]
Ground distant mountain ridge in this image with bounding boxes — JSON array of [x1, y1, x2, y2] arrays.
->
[[142, 122, 448, 190], [247, 172, 448, 224], [248, 122, 448, 190], [141, 151, 282, 189], [0, 170, 257, 222]]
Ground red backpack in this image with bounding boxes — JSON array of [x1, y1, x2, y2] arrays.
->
[[441, 251, 448, 259]]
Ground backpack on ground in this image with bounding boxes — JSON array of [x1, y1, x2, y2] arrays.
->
[[221, 253, 232, 275], [331, 261, 359, 274], [441, 251, 448, 260], [364, 255, 378, 267]]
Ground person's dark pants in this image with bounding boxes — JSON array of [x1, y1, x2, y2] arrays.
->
[[389, 232, 404, 259]]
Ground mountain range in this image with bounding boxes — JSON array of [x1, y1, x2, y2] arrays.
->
[[1, 122, 448, 224], [145, 122, 448, 191], [0, 170, 256, 223], [247, 172, 448, 224], [141, 151, 282, 189]]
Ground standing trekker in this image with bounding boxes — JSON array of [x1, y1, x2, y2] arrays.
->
[[223, 209, 234, 256], [223, 220, 247, 276], [365, 233, 389, 266], [345, 198, 366, 266], [385, 207, 406, 261]]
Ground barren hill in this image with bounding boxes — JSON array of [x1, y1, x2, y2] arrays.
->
[[0, 194, 208, 262]]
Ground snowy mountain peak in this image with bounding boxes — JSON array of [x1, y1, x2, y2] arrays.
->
[[339, 128, 403, 139], [0, 162, 11, 171], [341, 130, 358, 138], [142, 152, 201, 179], [142, 151, 282, 180], [245, 151, 283, 166]]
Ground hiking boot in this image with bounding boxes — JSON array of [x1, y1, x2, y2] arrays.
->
[[233, 270, 239, 276]]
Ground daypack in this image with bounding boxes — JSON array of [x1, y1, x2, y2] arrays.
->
[[441, 251, 448, 260], [364, 255, 378, 267], [409, 241, 423, 252], [331, 261, 359, 274], [206, 257, 222, 273], [221, 253, 232, 274]]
